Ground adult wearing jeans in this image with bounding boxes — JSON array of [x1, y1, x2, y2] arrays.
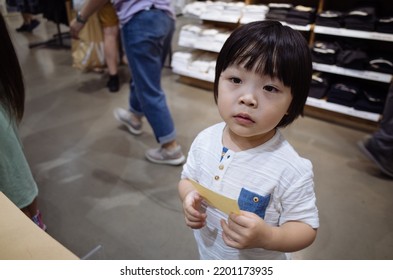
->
[[70, 0, 185, 166], [358, 84, 393, 178]]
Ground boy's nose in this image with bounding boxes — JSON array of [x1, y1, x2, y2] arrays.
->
[[239, 93, 257, 108]]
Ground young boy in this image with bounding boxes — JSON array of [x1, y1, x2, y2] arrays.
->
[[178, 21, 319, 259]]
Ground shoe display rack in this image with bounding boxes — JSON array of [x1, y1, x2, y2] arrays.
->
[[172, 0, 393, 131]]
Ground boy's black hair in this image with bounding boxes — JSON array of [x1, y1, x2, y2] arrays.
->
[[214, 20, 312, 128]]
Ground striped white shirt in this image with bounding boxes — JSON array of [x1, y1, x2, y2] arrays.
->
[[181, 122, 319, 260]]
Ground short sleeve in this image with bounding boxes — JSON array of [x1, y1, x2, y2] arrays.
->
[[277, 172, 319, 229]]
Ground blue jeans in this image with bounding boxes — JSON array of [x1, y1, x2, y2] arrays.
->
[[121, 8, 176, 144]]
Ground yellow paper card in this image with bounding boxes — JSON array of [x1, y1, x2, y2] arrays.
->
[[189, 180, 240, 215]]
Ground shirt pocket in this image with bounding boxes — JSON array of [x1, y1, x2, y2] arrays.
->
[[237, 188, 271, 219]]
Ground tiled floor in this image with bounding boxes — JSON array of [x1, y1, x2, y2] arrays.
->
[[5, 13, 393, 259]]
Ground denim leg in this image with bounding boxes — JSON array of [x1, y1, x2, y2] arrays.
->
[[369, 85, 393, 168], [121, 9, 176, 144]]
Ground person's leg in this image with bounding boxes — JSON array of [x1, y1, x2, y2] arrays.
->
[[121, 9, 175, 142], [103, 25, 119, 76], [98, 3, 120, 92], [21, 197, 46, 230], [118, 9, 184, 165], [16, 13, 29, 32], [22, 12, 32, 24], [21, 197, 38, 219], [358, 85, 393, 177], [158, 17, 176, 151], [16, 0, 40, 32], [103, 25, 120, 92], [16, 12, 35, 32], [373, 86, 393, 148]]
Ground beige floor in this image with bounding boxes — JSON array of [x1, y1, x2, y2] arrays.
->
[[5, 13, 393, 260]]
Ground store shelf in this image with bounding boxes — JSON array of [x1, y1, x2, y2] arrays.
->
[[194, 42, 223, 53], [314, 25, 393, 42], [312, 63, 392, 83], [200, 14, 240, 24], [177, 39, 194, 49], [306, 97, 381, 122], [280, 22, 312, 31], [174, 60, 392, 84], [172, 67, 215, 83], [177, 42, 393, 83], [172, 67, 381, 122], [175, 0, 393, 130], [179, 41, 222, 53]]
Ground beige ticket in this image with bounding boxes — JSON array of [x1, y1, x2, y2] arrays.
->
[[189, 180, 240, 215]]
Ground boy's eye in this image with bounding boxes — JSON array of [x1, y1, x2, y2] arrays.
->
[[230, 77, 242, 84], [263, 85, 279, 93]]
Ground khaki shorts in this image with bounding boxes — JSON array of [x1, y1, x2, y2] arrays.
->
[[97, 3, 119, 28]]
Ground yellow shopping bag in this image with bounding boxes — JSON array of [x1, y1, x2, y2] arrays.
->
[[71, 12, 105, 72]]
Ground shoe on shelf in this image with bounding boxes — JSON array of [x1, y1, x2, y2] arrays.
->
[[145, 145, 186, 166], [107, 74, 119, 92], [357, 139, 393, 178], [113, 108, 142, 135], [27, 19, 40, 32]]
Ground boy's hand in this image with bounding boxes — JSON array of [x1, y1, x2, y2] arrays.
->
[[221, 211, 273, 249], [183, 190, 207, 229]]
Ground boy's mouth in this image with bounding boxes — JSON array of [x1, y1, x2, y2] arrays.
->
[[234, 113, 255, 124]]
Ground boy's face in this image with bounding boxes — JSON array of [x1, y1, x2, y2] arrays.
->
[[217, 64, 292, 145]]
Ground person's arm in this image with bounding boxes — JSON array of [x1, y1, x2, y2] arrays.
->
[[221, 211, 317, 252], [69, 0, 109, 39], [178, 179, 207, 229], [265, 220, 317, 252]]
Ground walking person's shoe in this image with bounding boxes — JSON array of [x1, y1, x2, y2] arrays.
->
[[107, 74, 119, 92], [358, 138, 393, 178], [145, 145, 186, 166], [113, 108, 143, 135], [16, 23, 30, 32], [27, 19, 40, 32], [16, 19, 40, 32]]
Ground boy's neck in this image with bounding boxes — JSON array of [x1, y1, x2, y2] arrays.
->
[[222, 125, 276, 152]]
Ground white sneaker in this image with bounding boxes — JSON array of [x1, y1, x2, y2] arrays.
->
[[145, 145, 186, 166], [113, 108, 142, 135]]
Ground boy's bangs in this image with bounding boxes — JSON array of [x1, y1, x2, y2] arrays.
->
[[231, 42, 281, 81]]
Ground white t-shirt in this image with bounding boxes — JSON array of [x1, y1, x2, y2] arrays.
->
[[181, 122, 319, 260]]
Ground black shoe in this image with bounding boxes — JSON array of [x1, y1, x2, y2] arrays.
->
[[107, 75, 119, 93], [27, 19, 40, 32], [16, 23, 30, 32], [16, 20, 40, 33]]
